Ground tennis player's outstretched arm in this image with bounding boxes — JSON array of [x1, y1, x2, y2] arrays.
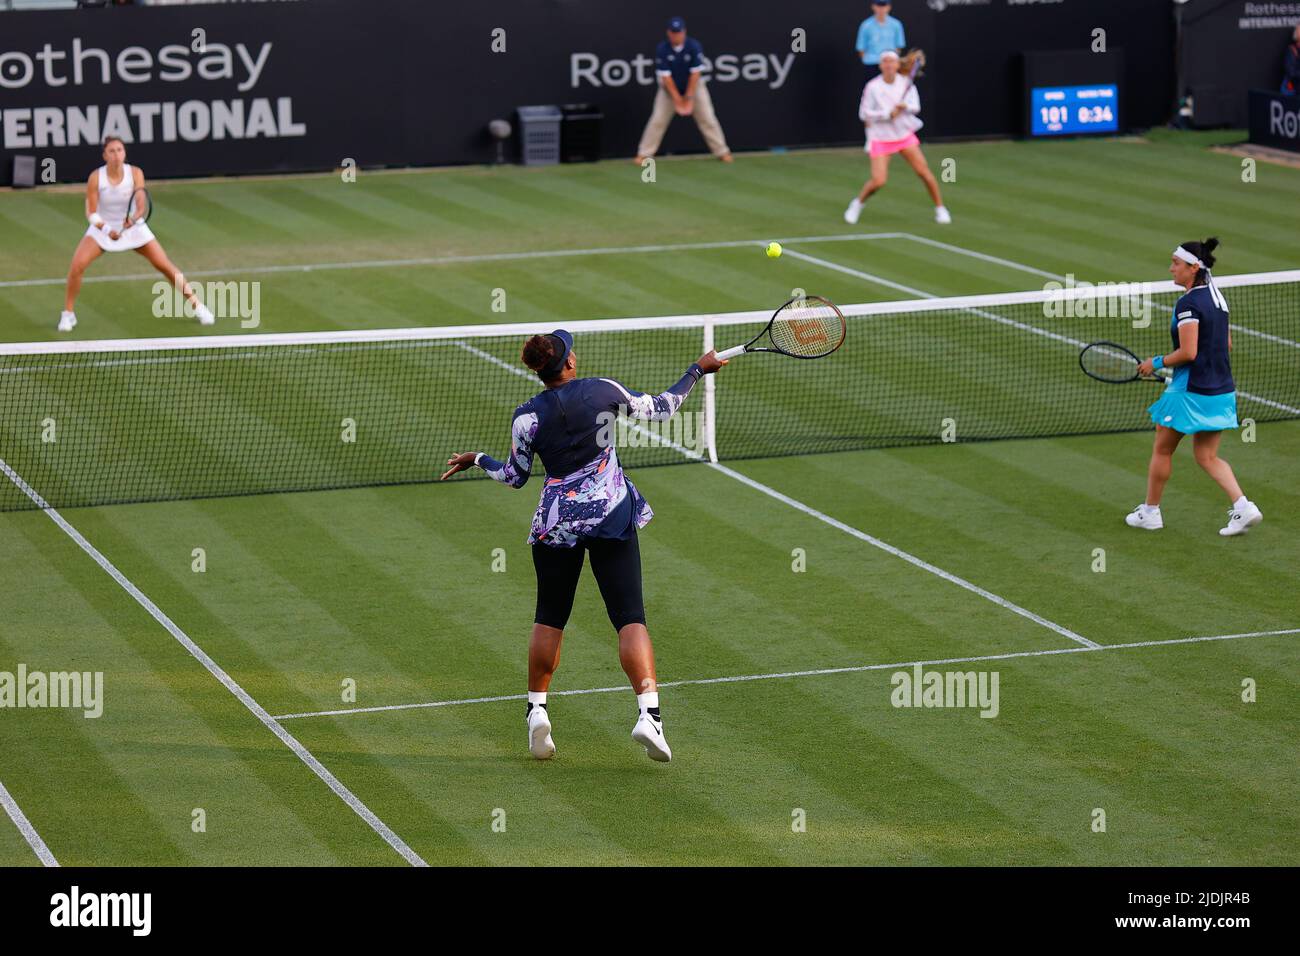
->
[[601, 350, 726, 422], [441, 406, 537, 484]]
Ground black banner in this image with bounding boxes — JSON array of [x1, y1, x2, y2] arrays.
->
[[0, 0, 1183, 185], [1182, 0, 1300, 127], [0, 865, 1286, 940], [1249, 87, 1300, 149]]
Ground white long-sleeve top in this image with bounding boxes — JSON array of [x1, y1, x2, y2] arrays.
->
[[858, 74, 923, 143]]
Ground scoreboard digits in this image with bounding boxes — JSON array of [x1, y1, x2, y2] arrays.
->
[[1030, 84, 1119, 137]]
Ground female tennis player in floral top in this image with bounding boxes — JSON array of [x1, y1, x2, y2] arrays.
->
[[442, 329, 725, 762]]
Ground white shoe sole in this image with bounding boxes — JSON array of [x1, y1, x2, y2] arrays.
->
[[632, 720, 672, 762], [1220, 510, 1262, 536], [1125, 517, 1162, 531], [528, 714, 555, 760]]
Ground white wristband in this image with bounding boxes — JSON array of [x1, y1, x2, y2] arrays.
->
[[88, 213, 104, 227], [474, 453, 483, 467]]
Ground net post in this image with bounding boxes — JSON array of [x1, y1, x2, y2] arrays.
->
[[703, 320, 719, 463]]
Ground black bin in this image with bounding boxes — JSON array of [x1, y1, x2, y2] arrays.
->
[[561, 103, 602, 163]]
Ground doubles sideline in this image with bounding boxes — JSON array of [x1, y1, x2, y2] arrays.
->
[[0, 454, 428, 868]]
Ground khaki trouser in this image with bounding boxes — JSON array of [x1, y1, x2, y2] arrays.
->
[[636, 82, 731, 158]]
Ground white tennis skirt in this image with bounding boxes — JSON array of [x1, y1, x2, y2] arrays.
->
[[85, 222, 156, 253]]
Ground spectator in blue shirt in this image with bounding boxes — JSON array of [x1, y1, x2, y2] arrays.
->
[[635, 17, 733, 163], [856, 1, 906, 80]]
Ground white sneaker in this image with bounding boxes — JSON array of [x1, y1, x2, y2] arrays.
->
[[1125, 505, 1163, 530], [935, 205, 952, 225], [57, 311, 77, 332], [844, 198, 863, 225], [195, 303, 215, 326], [631, 712, 672, 762], [1219, 501, 1262, 537], [526, 704, 555, 760]]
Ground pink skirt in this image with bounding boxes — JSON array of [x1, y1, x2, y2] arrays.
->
[[868, 132, 920, 157]]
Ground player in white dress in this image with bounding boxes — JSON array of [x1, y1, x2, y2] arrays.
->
[[59, 136, 213, 332]]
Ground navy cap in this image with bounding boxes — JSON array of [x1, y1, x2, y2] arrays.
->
[[541, 329, 573, 378], [667, 16, 685, 31]]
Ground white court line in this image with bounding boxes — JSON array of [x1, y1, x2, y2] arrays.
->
[[709, 462, 1097, 648], [780, 248, 931, 298], [7, 229, 1296, 356], [0, 233, 903, 289], [0, 777, 58, 866], [0, 455, 427, 868], [913, 239, 1300, 352], [897, 234, 1067, 281], [789, 241, 1300, 416], [273, 627, 1300, 721]]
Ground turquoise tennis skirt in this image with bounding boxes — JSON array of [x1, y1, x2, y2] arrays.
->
[[1148, 388, 1238, 434]]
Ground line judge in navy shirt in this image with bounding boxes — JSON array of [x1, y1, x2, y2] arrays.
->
[[856, 1, 906, 81], [635, 17, 733, 164]]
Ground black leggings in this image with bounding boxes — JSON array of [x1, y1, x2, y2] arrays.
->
[[532, 531, 646, 632]]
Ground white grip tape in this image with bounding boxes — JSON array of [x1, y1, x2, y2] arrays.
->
[[717, 344, 747, 360]]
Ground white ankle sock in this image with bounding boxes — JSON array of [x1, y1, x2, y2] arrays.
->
[[527, 691, 546, 706], [1233, 495, 1248, 510], [637, 691, 659, 713], [1142, 503, 1160, 514]]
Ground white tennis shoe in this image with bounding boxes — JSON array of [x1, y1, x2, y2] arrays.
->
[[57, 311, 77, 332], [935, 205, 952, 224], [1219, 501, 1262, 537], [632, 712, 672, 762], [1125, 505, 1163, 530], [844, 197, 863, 225], [526, 705, 555, 760]]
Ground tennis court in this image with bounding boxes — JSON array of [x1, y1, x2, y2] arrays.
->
[[1, 134, 1297, 866]]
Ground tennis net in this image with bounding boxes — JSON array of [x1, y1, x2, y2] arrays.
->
[[1, 270, 1297, 512]]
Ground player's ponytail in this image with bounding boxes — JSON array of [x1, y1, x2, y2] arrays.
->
[[1199, 237, 1220, 269], [1178, 237, 1219, 283], [521, 335, 555, 375]]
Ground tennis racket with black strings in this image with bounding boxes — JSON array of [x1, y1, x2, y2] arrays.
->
[[716, 295, 847, 361], [1079, 341, 1169, 384], [120, 187, 152, 238]]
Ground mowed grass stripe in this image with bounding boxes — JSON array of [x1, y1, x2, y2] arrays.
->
[[31, 503, 425, 864], [0, 511, 366, 865]]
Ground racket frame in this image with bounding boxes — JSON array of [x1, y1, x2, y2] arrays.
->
[[717, 295, 846, 361], [1079, 340, 1168, 384], [125, 187, 153, 231]]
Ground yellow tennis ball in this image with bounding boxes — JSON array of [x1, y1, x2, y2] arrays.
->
[[766, 241, 783, 258]]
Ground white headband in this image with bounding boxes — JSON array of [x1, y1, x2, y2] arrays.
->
[[1173, 246, 1228, 313]]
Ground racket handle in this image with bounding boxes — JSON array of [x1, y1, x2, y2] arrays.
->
[[716, 345, 746, 360]]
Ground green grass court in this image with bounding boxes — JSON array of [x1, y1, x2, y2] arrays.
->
[[0, 130, 1296, 865]]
